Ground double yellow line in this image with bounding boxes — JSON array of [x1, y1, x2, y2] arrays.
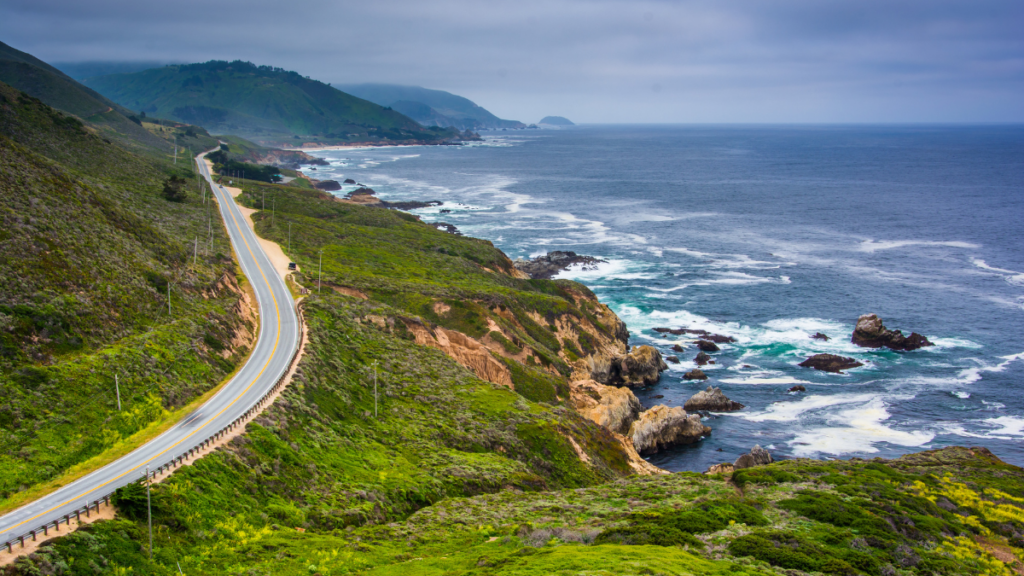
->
[[2, 160, 284, 539]]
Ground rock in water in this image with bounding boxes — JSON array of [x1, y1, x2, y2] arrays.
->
[[513, 251, 607, 280], [569, 379, 641, 435], [789, 385, 806, 392], [811, 332, 830, 341], [314, 180, 341, 191], [629, 405, 710, 454], [672, 344, 685, 353], [851, 313, 933, 351], [694, 351, 711, 366], [665, 355, 680, 364], [799, 353, 864, 373], [683, 368, 708, 381], [684, 386, 745, 411], [589, 346, 668, 387], [734, 445, 773, 470], [343, 178, 356, 184], [696, 340, 720, 352]]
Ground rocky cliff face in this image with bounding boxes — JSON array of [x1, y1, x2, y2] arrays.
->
[[588, 345, 668, 388]]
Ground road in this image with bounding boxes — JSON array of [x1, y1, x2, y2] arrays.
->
[[0, 152, 300, 546]]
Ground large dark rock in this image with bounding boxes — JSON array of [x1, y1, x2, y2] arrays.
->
[[684, 386, 744, 412], [789, 385, 806, 392], [683, 368, 708, 381], [513, 251, 607, 280], [811, 332, 830, 341], [851, 314, 933, 351], [665, 355, 680, 364], [734, 445, 773, 470], [696, 340, 720, 352], [590, 346, 668, 388], [799, 353, 864, 373], [694, 351, 711, 366], [343, 178, 356, 184], [314, 180, 341, 191]]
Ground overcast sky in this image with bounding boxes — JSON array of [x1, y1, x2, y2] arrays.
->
[[3, 0, 1022, 123]]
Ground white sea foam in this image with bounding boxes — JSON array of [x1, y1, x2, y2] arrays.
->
[[786, 397, 933, 457], [857, 239, 980, 253], [952, 391, 971, 399], [971, 258, 1024, 286], [735, 393, 880, 422], [957, 351, 1024, 384], [942, 416, 1024, 440], [718, 376, 814, 385]]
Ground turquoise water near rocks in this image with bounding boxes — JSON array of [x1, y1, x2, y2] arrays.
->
[[304, 125, 1024, 471]]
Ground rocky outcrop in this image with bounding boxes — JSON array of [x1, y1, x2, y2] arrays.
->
[[315, 180, 341, 191], [343, 178, 356, 184], [684, 386, 744, 412], [799, 353, 864, 373], [589, 345, 667, 387], [694, 351, 711, 366], [734, 445, 773, 469], [513, 251, 607, 280], [569, 379, 642, 435], [705, 463, 734, 475], [683, 368, 708, 381], [812, 332, 830, 341], [851, 314, 933, 351], [789, 385, 806, 392], [696, 340, 720, 352], [401, 319, 513, 389], [629, 405, 710, 455], [665, 355, 679, 364]]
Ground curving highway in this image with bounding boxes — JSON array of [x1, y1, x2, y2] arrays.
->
[[0, 151, 300, 547]]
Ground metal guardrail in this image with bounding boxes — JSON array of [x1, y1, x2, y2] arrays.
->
[[4, 300, 305, 555]]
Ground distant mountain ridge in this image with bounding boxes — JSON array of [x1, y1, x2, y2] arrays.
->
[[84, 61, 469, 146], [336, 83, 524, 130]]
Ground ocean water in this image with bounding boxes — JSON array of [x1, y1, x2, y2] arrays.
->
[[303, 125, 1024, 472]]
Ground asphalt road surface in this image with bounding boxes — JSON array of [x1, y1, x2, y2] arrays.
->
[[0, 151, 300, 545]]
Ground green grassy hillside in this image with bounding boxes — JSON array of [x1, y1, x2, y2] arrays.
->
[[85, 61, 469, 146], [337, 83, 525, 130], [0, 80, 255, 506]]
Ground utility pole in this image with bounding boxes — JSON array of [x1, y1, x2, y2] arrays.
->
[[318, 250, 323, 294], [115, 374, 121, 411], [146, 466, 153, 560]]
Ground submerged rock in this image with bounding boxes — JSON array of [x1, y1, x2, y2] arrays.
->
[[684, 386, 744, 412], [734, 445, 773, 470], [629, 405, 710, 455], [799, 353, 864, 373], [683, 368, 708, 381], [653, 328, 736, 343], [696, 340, 720, 352], [851, 313, 933, 351], [811, 332, 830, 341], [569, 379, 642, 435], [789, 385, 807, 392], [694, 351, 711, 366], [589, 345, 668, 387]]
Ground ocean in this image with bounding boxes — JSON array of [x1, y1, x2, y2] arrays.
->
[[303, 125, 1024, 472]]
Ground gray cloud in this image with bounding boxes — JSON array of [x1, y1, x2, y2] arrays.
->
[[2, 0, 1022, 122]]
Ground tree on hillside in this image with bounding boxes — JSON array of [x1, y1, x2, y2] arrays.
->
[[162, 175, 189, 202]]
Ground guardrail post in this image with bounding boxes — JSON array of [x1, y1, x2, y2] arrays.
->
[[43, 524, 48, 536], [85, 505, 90, 518], [30, 530, 36, 541], [18, 536, 24, 548], [5, 541, 11, 553]]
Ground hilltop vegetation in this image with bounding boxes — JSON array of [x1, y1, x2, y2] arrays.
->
[[85, 61, 473, 146], [337, 84, 525, 130], [0, 79, 254, 508]]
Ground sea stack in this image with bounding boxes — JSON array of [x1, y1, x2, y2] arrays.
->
[[851, 314, 933, 351]]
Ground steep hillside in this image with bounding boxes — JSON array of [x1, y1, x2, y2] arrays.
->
[[0, 41, 183, 154], [0, 81, 254, 508], [85, 61, 471, 146], [336, 83, 525, 130]]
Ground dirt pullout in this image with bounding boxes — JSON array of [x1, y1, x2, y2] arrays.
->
[[205, 158, 293, 281]]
